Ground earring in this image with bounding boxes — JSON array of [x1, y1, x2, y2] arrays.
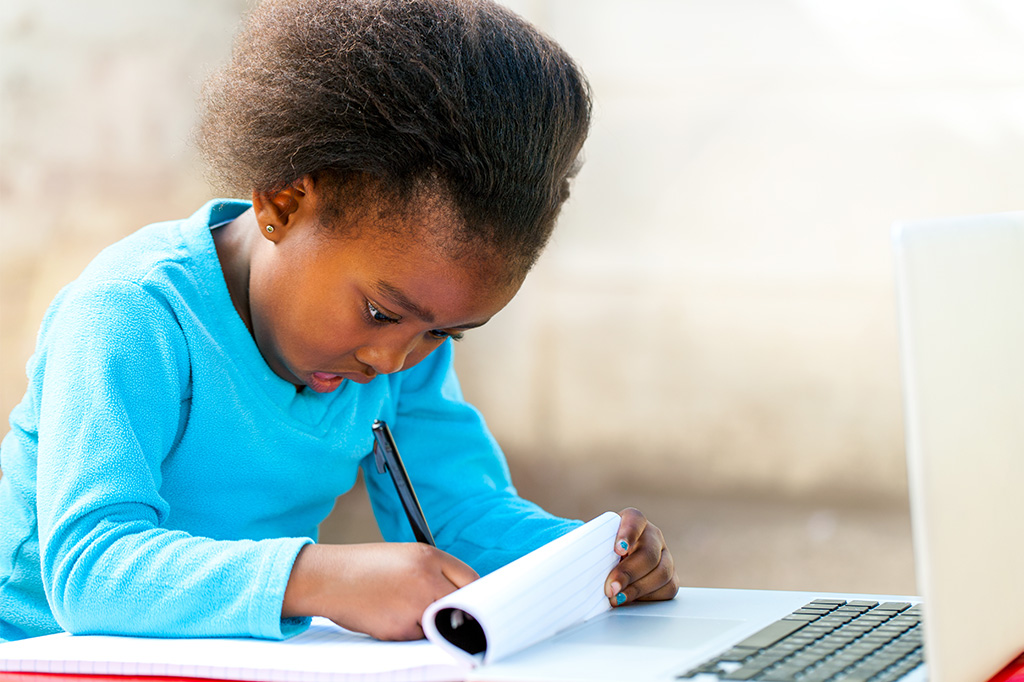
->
[[265, 225, 275, 233]]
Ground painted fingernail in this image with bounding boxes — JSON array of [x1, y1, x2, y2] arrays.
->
[[619, 540, 629, 552], [615, 592, 626, 605]]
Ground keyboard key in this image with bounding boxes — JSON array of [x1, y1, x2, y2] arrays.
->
[[858, 615, 893, 625], [881, 661, 923, 682], [717, 647, 755, 662], [812, 661, 855, 678], [818, 632, 858, 647], [783, 613, 820, 622], [832, 649, 871, 666], [803, 626, 833, 636], [733, 619, 809, 650]]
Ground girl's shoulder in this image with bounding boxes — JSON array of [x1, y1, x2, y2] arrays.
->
[[77, 199, 249, 295], [38, 200, 250, 353]]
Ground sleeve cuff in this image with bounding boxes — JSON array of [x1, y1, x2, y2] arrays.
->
[[248, 536, 315, 640], [280, 616, 312, 639]]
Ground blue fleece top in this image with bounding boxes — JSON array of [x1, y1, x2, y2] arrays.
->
[[0, 199, 580, 642]]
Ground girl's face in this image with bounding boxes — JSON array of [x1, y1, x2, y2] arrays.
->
[[242, 185, 520, 394]]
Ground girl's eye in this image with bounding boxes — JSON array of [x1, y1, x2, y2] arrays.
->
[[429, 329, 465, 342], [366, 300, 399, 325]]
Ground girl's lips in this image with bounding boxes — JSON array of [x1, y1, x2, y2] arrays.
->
[[307, 371, 345, 393], [307, 370, 373, 392]]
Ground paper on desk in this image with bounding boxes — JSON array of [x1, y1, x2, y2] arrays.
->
[[422, 510, 621, 666], [0, 618, 470, 682]]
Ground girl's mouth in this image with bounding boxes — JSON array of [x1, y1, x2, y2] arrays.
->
[[307, 370, 373, 392], [307, 371, 345, 393]]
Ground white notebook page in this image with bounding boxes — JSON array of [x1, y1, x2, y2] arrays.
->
[[422, 511, 621, 665]]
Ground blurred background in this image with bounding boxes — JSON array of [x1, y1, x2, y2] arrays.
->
[[2, 0, 1023, 596]]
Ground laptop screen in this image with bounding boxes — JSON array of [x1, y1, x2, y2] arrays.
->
[[892, 211, 1024, 682]]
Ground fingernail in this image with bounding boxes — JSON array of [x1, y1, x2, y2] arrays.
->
[[615, 592, 626, 605], [618, 540, 629, 552]]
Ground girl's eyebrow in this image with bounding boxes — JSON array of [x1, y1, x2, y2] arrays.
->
[[374, 280, 435, 324], [373, 279, 492, 330]]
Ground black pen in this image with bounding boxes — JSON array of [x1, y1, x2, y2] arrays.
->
[[371, 419, 436, 546]]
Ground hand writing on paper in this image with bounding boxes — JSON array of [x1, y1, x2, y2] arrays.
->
[[282, 543, 479, 640], [605, 508, 678, 607]]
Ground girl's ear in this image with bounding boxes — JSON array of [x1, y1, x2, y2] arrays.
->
[[251, 175, 315, 241]]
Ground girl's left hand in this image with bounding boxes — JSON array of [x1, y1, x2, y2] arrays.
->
[[605, 507, 679, 606]]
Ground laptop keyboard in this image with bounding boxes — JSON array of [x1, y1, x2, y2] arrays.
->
[[676, 599, 924, 682]]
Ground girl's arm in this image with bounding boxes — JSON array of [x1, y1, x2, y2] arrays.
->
[[34, 281, 309, 639]]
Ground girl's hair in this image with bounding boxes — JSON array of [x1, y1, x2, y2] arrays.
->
[[196, 0, 592, 277]]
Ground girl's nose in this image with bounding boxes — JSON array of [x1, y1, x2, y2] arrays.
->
[[355, 339, 413, 376]]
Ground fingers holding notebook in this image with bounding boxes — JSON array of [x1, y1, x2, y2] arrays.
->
[[606, 508, 679, 607]]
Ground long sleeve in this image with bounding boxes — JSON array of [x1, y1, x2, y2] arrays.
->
[[33, 280, 310, 639], [362, 341, 581, 576]]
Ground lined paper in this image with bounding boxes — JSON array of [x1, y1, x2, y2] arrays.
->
[[0, 619, 468, 682]]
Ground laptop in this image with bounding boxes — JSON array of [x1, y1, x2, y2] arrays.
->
[[476, 211, 1024, 682]]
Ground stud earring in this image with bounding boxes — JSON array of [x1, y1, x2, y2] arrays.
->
[[265, 225, 275, 233]]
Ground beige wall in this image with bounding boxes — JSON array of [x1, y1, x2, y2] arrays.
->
[[3, 1, 1023, 503]]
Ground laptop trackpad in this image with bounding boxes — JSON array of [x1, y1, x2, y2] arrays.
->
[[555, 613, 743, 650]]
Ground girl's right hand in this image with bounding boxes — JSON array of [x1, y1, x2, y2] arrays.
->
[[282, 542, 478, 641]]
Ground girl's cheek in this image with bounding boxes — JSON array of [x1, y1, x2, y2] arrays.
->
[[402, 342, 441, 372]]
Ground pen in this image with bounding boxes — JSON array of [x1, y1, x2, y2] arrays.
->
[[373, 420, 480, 635], [371, 419, 436, 546]]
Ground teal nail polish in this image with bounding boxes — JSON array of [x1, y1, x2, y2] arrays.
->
[[619, 540, 629, 551], [615, 592, 626, 605]]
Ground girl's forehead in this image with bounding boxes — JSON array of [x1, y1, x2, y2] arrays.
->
[[317, 218, 521, 325], [332, 201, 509, 280]]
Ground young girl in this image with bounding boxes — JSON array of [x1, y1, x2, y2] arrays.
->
[[0, 0, 677, 642]]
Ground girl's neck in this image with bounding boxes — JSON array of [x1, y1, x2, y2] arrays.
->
[[212, 207, 257, 334]]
